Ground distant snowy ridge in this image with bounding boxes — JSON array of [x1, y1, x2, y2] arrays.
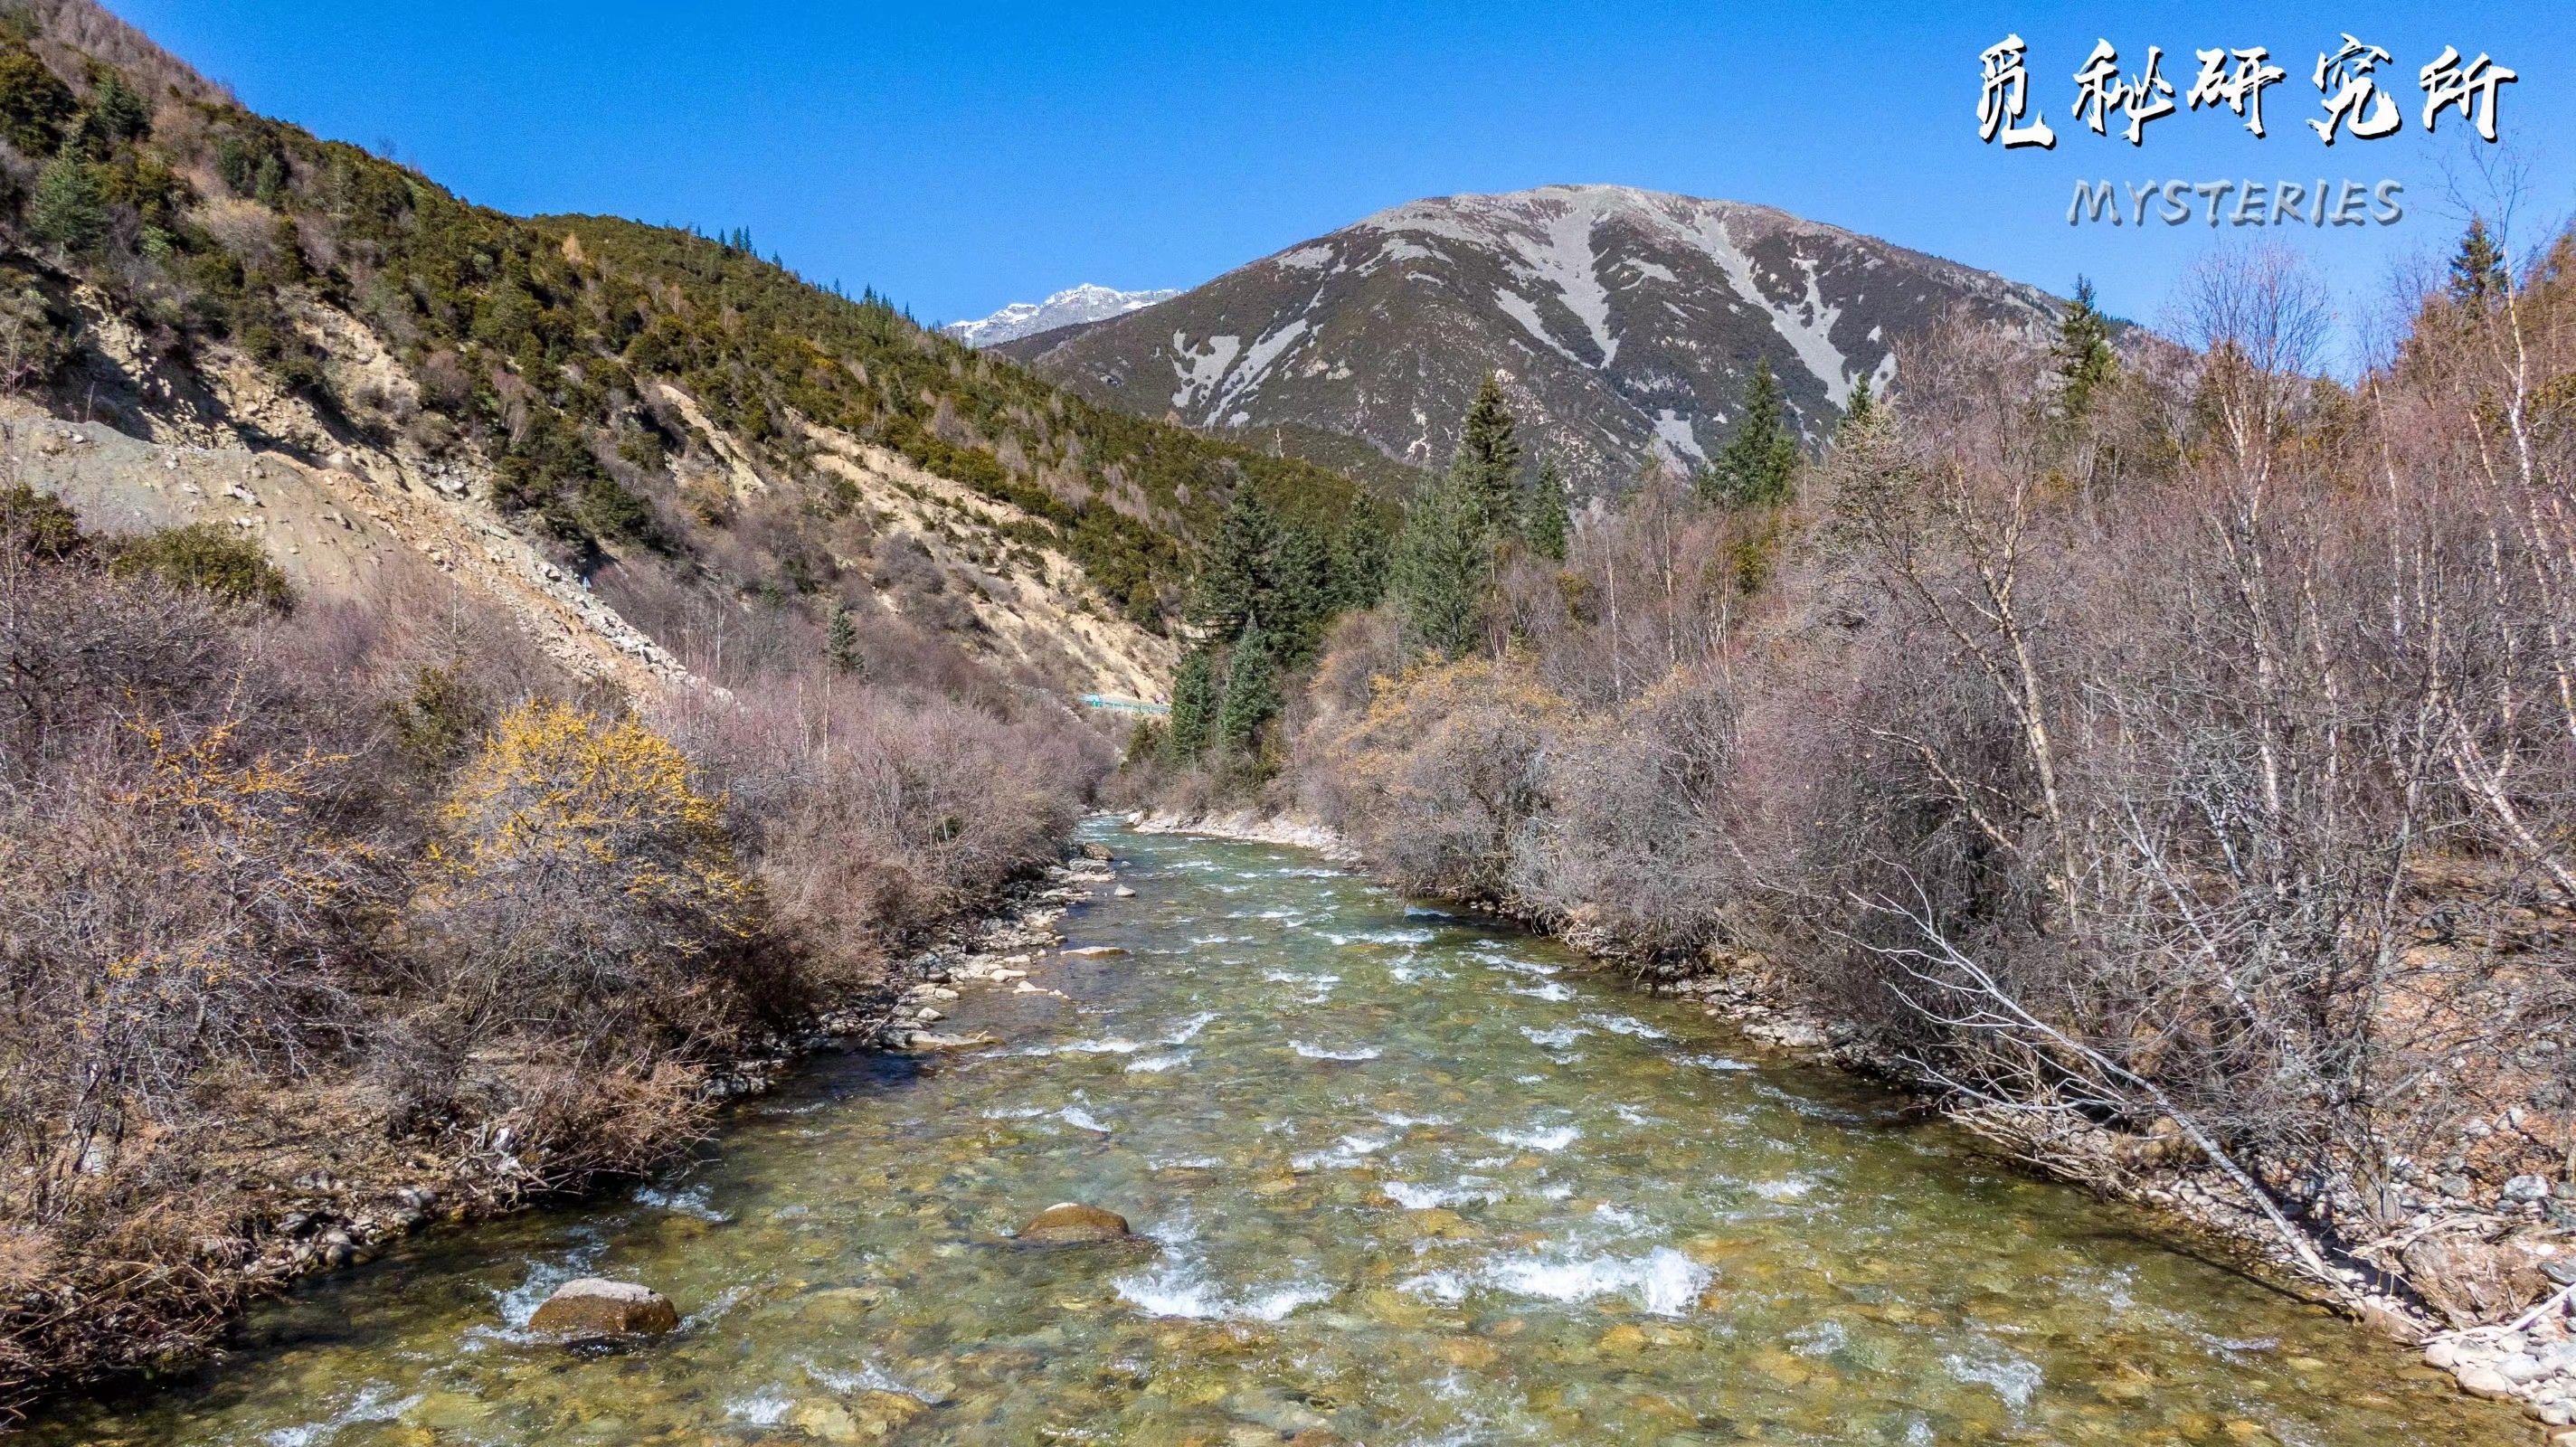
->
[[1003, 184, 2066, 495], [944, 283, 1182, 348]]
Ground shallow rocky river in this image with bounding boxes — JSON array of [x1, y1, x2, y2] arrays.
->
[[40, 824, 2526, 1445]]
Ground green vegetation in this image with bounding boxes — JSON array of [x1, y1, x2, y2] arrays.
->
[[1453, 373, 1523, 536], [1521, 455, 1568, 562], [1160, 487, 1377, 770], [2448, 216, 2506, 309], [106, 521, 294, 611], [2050, 275, 2117, 421], [1700, 358, 1799, 509]]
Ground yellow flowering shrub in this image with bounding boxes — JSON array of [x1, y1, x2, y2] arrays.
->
[[420, 702, 782, 1053]]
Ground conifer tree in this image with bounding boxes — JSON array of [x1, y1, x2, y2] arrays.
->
[[1706, 359, 1799, 508], [1269, 524, 1331, 664], [825, 601, 862, 676], [1166, 648, 1217, 761], [1391, 469, 1486, 657], [1327, 521, 1390, 611], [1215, 620, 1279, 759], [2051, 276, 2117, 420], [1521, 455, 1568, 561], [1188, 491, 1279, 641], [84, 72, 150, 147], [2448, 217, 2507, 309], [1453, 374, 1522, 538], [1837, 373, 1877, 439], [28, 151, 102, 253]]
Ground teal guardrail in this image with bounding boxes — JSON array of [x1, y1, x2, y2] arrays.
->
[[1078, 694, 1170, 715]]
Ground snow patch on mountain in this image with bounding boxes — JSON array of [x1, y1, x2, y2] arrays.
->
[[1687, 212, 1853, 406], [945, 284, 1180, 348]]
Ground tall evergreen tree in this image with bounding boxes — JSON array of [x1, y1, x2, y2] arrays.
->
[[1268, 524, 1331, 664], [1705, 359, 1799, 509], [28, 151, 102, 253], [825, 601, 863, 676], [1166, 648, 1217, 761], [1392, 470, 1486, 657], [1521, 455, 1568, 561], [1453, 374, 1522, 538], [1327, 520, 1390, 611], [1215, 620, 1279, 759], [1837, 373, 1877, 440], [1187, 491, 1279, 640], [2051, 276, 2117, 420], [2448, 217, 2508, 309]]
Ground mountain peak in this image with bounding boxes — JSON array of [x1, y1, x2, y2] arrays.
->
[[945, 283, 1182, 348], [1008, 184, 2064, 491]]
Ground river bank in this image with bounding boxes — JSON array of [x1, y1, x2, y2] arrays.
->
[[1123, 806, 2576, 1431], [0, 848, 1128, 1426]]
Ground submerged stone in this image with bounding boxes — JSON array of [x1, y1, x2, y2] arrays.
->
[[1018, 1202, 1132, 1245], [526, 1279, 680, 1338]]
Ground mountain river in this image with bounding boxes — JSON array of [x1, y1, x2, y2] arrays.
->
[[33, 823, 2526, 1446]]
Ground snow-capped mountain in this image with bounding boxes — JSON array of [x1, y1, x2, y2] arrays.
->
[[944, 283, 1182, 348], [999, 185, 2065, 493]]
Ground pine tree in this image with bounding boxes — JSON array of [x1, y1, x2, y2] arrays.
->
[[2051, 276, 2117, 420], [84, 71, 150, 147], [1706, 359, 1800, 509], [1166, 648, 1217, 761], [825, 601, 862, 676], [1521, 455, 1568, 561], [1188, 491, 1279, 640], [1215, 621, 1279, 759], [1327, 521, 1390, 611], [1268, 524, 1331, 664], [1837, 373, 1877, 439], [1453, 374, 1522, 539], [28, 151, 102, 253], [1391, 469, 1486, 657], [2448, 217, 2508, 309]]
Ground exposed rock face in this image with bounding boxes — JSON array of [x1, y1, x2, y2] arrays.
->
[[526, 1278, 682, 1337], [1018, 1202, 1132, 1245], [1006, 184, 2067, 494]]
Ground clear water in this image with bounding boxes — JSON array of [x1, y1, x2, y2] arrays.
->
[[37, 824, 2518, 1446]]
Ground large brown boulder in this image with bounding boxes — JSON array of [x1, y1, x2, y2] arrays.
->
[[1018, 1202, 1132, 1245], [2401, 1234, 2559, 1328], [527, 1278, 681, 1337]]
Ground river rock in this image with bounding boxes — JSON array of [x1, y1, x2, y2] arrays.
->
[[892, 1030, 999, 1052], [1113, 885, 1137, 898], [2456, 1362, 2519, 1400], [1018, 1202, 1132, 1245], [527, 1278, 681, 1337], [1062, 945, 1126, 958]]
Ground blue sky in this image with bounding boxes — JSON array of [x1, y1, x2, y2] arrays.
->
[[109, 2, 2573, 355]]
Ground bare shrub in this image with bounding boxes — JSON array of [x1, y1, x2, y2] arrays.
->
[[1319, 657, 1567, 902]]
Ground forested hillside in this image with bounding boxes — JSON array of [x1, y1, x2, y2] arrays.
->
[[0, 0, 1382, 648]]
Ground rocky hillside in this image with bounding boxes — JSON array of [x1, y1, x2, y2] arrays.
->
[[1004, 184, 2066, 494], [943, 282, 1180, 348], [0, 0, 1387, 701]]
